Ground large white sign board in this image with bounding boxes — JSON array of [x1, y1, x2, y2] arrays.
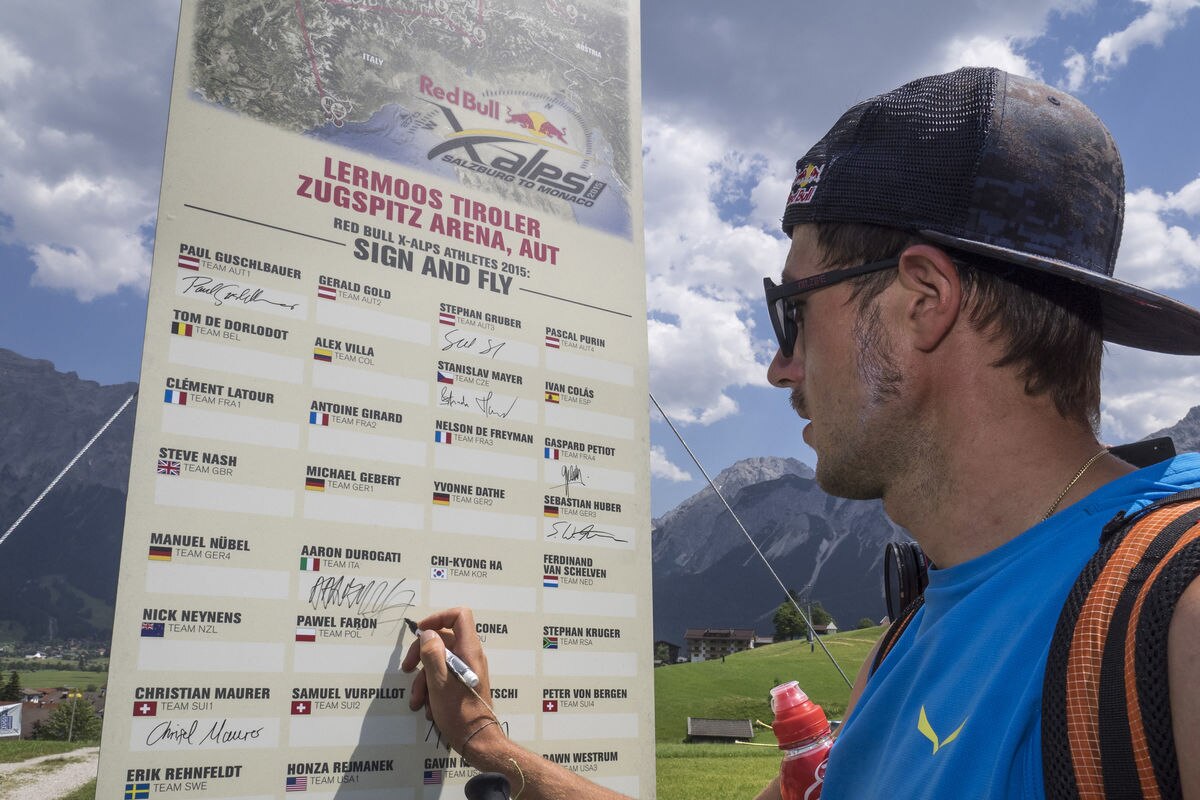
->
[[98, 1, 650, 797]]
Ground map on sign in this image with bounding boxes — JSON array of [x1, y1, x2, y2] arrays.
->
[[191, 0, 633, 237]]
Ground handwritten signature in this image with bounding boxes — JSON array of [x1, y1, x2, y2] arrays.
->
[[145, 718, 265, 747], [441, 329, 506, 358], [551, 464, 586, 497], [475, 391, 517, 419], [307, 576, 416, 625], [439, 385, 470, 409], [439, 386, 517, 419], [180, 275, 298, 310], [546, 521, 628, 543]]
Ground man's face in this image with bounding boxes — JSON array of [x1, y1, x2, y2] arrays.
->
[[767, 226, 905, 499]]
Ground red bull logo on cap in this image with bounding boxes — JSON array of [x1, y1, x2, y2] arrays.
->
[[787, 162, 823, 205]]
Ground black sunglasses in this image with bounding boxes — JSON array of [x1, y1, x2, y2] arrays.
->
[[763, 257, 900, 357]]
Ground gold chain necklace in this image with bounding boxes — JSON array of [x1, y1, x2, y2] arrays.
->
[[1042, 448, 1109, 521]]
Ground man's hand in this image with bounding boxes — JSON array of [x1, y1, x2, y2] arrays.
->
[[401, 606, 631, 800], [401, 606, 500, 755]]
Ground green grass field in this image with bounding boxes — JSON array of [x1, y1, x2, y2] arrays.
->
[[652, 628, 879, 799], [657, 743, 783, 799], [9, 670, 108, 691], [655, 627, 878, 741], [0, 740, 99, 764]]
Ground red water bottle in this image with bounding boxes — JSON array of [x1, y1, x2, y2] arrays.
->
[[770, 681, 833, 800]]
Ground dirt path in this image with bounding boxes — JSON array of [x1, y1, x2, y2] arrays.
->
[[0, 746, 99, 800]]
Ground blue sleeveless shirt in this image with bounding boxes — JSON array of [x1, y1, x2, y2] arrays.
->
[[821, 453, 1200, 799]]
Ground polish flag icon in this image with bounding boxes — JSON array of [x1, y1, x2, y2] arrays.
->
[[291, 700, 312, 715]]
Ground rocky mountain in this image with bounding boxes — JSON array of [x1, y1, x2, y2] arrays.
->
[[0, 349, 136, 641], [1148, 404, 1200, 454], [652, 457, 910, 642], [652, 457, 814, 575]]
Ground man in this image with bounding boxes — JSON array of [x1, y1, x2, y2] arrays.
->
[[405, 67, 1200, 798]]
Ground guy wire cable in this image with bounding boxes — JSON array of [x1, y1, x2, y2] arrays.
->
[[649, 392, 853, 689], [0, 392, 135, 549]]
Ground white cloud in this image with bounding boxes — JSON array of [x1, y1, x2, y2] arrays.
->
[[0, 34, 33, 87], [1101, 345, 1200, 442], [1061, 49, 1089, 91], [0, 2, 177, 301], [646, 282, 766, 425], [650, 445, 693, 482], [1117, 176, 1200, 291], [641, 114, 785, 425], [1093, 0, 1200, 73], [938, 35, 1041, 78]]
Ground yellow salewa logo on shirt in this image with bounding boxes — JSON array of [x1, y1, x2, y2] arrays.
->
[[917, 705, 967, 754]]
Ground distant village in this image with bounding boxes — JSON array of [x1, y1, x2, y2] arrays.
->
[[0, 638, 109, 739]]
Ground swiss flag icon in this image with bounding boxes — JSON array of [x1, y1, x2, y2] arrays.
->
[[291, 700, 312, 715], [133, 701, 158, 717]]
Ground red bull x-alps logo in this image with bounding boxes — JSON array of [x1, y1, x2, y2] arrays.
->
[[787, 162, 823, 205], [421, 79, 606, 208]]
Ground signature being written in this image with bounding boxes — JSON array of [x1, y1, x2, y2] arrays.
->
[[181, 275, 298, 310], [307, 576, 416, 626], [426, 718, 510, 752]]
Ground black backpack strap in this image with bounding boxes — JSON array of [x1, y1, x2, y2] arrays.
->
[[1043, 489, 1200, 800], [869, 594, 924, 677]]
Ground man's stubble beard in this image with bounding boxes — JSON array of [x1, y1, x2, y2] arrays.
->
[[806, 300, 909, 501]]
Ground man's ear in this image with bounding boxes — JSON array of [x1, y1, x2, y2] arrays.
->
[[894, 244, 962, 352]]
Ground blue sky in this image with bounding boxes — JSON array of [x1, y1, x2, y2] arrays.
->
[[3, 1, 1198, 517]]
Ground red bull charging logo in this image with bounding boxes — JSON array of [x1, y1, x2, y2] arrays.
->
[[505, 110, 569, 145], [787, 162, 823, 205]]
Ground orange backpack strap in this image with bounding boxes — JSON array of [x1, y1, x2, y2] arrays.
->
[[869, 594, 924, 677], [1042, 488, 1200, 800]]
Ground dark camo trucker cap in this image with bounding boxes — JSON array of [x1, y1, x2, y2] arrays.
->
[[781, 67, 1200, 355]]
